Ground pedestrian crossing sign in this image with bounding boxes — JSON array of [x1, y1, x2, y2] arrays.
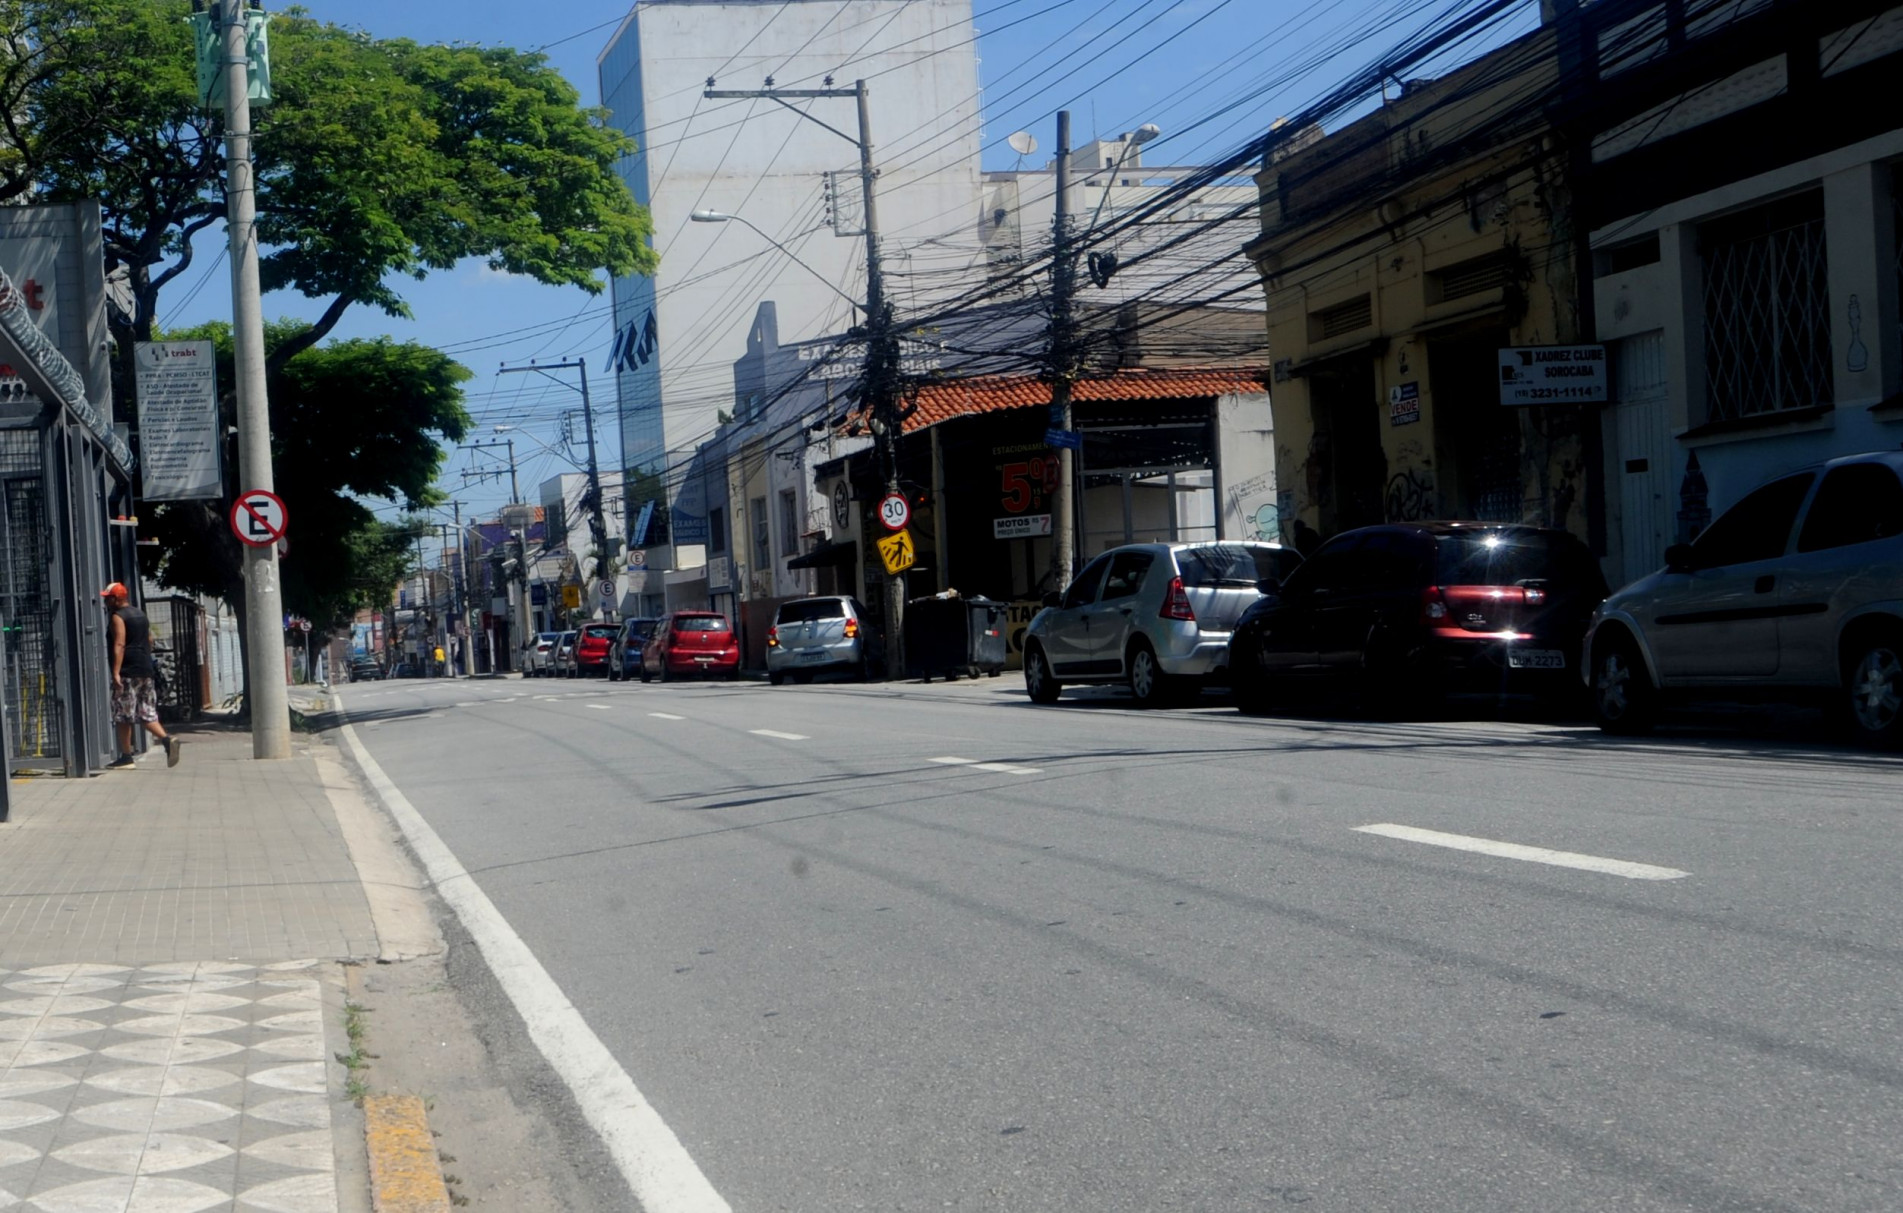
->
[[876, 528, 916, 576]]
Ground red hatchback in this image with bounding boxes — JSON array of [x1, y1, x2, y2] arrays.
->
[[640, 612, 740, 681], [572, 622, 619, 677]]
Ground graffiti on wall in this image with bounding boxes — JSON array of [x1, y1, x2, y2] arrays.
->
[[1227, 472, 1277, 542], [1385, 468, 1434, 522]]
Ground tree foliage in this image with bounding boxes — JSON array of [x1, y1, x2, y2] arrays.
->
[[15, 0, 656, 359]]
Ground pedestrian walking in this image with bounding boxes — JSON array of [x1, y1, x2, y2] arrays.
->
[[102, 583, 180, 769], [1291, 518, 1323, 559]]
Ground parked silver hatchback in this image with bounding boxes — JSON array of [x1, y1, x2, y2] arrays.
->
[[1585, 450, 1903, 745], [1022, 541, 1303, 706], [766, 596, 881, 684]]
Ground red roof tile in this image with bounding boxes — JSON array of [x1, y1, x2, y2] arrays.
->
[[898, 367, 1269, 433]]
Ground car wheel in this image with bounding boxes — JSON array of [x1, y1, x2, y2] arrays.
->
[[1592, 633, 1656, 735], [768, 670, 785, 686], [1024, 645, 1061, 704], [638, 664, 651, 684], [1126, 640, 1171, 707], [792, 672, 812, 685], [1843, 633, 1903, 747], [657, 662, 670, 684]]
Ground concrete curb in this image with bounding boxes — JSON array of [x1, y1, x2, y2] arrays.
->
[[363, 1094, 454, 1213]]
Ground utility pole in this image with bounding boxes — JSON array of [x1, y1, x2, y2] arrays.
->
[[459, 438, 520, 502], [1047, 110, 1079, 594], [705, 77, 904, 678], [497, 361, 610, 617], [221, 0, 290, 758]]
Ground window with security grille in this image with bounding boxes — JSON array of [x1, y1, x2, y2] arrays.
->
[[1700, 190, 1832, 423], [1428, 252, 1510, 303]]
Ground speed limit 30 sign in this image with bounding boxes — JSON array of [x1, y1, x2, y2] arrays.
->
[[878, 492, 910, 532]]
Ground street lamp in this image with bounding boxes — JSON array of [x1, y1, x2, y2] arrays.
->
[[689, 210, 863, 312], [1084, 123, 1161, 241]]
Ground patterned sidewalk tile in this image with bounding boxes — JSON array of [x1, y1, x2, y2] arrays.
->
[[0, 959, 339, 1212]]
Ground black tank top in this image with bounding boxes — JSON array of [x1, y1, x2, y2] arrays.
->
[[115, 605, 155, 678]]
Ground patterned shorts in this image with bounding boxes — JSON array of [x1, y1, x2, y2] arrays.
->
[[111, 676, 158, 725]]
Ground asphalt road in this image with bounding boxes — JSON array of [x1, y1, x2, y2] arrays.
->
[[336, 672, 1903, 1212]]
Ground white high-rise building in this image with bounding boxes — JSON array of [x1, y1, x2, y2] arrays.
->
[[597, 0, 983, 565]]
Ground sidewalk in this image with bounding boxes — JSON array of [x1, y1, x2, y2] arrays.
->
[[0, 718, 408, 1213]]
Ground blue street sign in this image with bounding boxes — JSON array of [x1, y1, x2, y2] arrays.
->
[[1045, 428, 1083, 450]]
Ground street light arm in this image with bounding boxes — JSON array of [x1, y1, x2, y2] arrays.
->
[[694, 211, 863, 312]]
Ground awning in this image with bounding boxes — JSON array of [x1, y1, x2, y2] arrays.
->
[[787, 538, 858, 569]]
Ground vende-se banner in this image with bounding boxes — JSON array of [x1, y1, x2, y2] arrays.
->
[[135, 340, 222, 500]]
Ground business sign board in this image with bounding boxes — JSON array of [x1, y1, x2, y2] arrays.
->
[[1498, 345, 1608, 405], [135, 341, 223, 500], [994, 513, 1052, 539]]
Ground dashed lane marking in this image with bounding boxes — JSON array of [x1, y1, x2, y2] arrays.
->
[[929, 756, 1043, 776], [587, 704, 613, 711], [649, 713, 684, 721], [750, 729, 810, 741], [1352, 823, 1689, 880]]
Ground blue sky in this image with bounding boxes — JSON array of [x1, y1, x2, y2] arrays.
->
[[166, 0, 1530, 525]]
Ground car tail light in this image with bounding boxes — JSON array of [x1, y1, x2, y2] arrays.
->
[[1421, 586, 1449, 623], [1159, 577, 1196, 621], [1524, 587, 1547, 605], [843, 619, 859, 639], [767, 625, 779, 648]]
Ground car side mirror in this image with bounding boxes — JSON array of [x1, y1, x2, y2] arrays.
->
[[1663, 543, 1696, 572], [1255, 576, 1280, 595], [1042, 591, 1062, 608]]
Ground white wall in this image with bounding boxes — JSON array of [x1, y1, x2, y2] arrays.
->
[[602, 0, 982, 501]]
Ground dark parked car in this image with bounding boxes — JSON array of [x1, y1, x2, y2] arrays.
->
[[640, 612, 740, 681], [1585, 451, 1903, 745], [608, 618, 659, 682], [349, 657, 384, 682], [571, 622, 619, 677], [1228, 522, 1608, 713], [391, 660, 420, 679]]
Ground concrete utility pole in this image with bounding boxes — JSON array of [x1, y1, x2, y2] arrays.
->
[[1047, 111, 1078, 594], [221, 0, 290, 758], [496, 361, 609, 617], [705, 77, 905, 678]]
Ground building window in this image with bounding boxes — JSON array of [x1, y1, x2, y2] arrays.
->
[[1701, 189, 1832, 423], [778, 490, 799, 558], [545, 503, 565, 542], [750, 496, 769, 572], [1309, 294, 1372, 341], [708, 506, 727, 555]]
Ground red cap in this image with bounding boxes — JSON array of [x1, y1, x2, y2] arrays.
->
[[100, 582, 127, 600]]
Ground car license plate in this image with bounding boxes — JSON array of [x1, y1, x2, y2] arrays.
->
[[1508, 648, 1565, 670], [797, 648, 825, 661], [694, 655, 713, 665]]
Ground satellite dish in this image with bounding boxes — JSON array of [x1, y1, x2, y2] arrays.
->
[[1006, 131, 1038, 156]]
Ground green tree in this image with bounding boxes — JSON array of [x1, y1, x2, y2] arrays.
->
[[18, 0, 655, 359]]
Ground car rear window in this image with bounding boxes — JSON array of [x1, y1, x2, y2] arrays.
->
[[1176, 544, 1291, 587], [1434, 531, 1606, 593], [777, 599, 847, 623], [673, 615, 727, 632], [582, 625, 618, 638]]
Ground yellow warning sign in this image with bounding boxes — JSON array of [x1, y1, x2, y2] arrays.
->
[[876, 528, 916, 576], [561, 583, 583, 609]]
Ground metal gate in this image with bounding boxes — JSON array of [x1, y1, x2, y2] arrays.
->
[[0, 431, 60, 766], [148, 595, 204, 721]]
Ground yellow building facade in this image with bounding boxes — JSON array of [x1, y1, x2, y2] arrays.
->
[[1247, 29, 1595, 545]]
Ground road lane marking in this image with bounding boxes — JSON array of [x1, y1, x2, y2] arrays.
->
[[649, 713, 684, 721], [586, 704, 613, 711], [1352, 823, 1689, 880], [337, 722, 732, 1213], [929, 756, 1043, 776], [749, 729, 809, 741]]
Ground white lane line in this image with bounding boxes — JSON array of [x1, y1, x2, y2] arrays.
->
[[649, 712, 684, 721], [749, 729, 810, 741], [337, 722, 731, 1213], [1352, 823, 1689, 881], [586, 704, 613, 711], [929, 756, 1043, 776]]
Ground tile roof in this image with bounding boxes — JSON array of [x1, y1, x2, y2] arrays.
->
[[899, 367, 1270, 433]]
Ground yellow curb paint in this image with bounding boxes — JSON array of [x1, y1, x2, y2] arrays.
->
[[363, 1093, 453, 1213]]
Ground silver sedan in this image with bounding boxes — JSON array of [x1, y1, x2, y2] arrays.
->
[[1022, 541, 1302, 707]]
